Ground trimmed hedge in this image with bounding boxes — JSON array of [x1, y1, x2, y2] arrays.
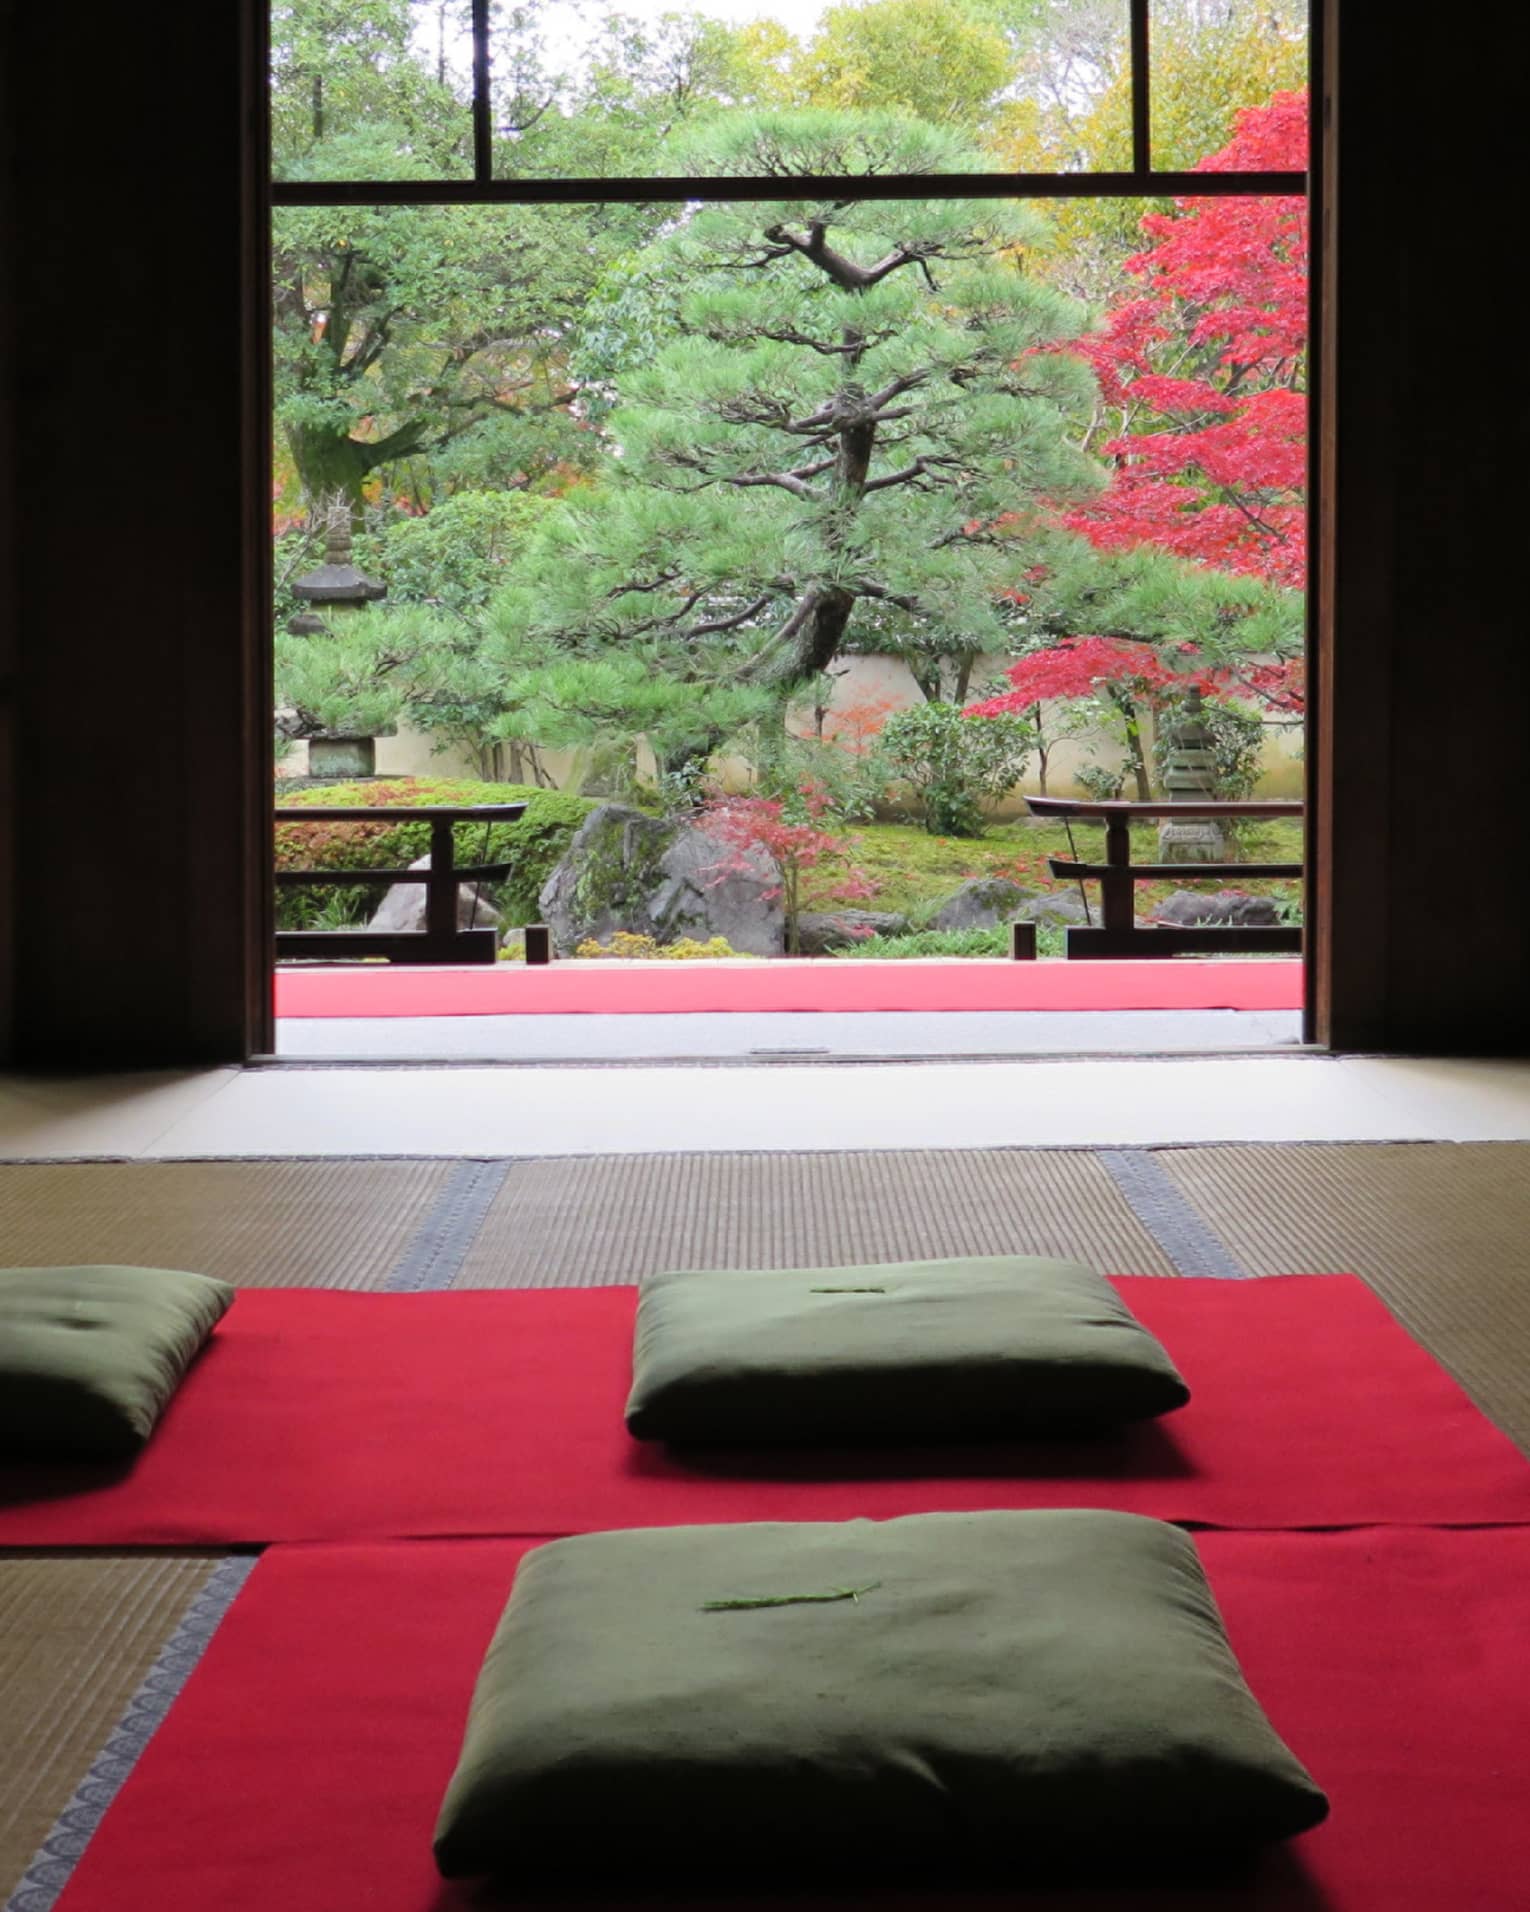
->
[[274, 778, 597, 930]]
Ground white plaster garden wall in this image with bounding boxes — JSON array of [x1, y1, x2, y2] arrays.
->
[[274, 653, 1304, 805]]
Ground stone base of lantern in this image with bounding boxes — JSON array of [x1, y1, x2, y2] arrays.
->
[[308, 736, 378, 779], [1157, 816, 1233, 863]]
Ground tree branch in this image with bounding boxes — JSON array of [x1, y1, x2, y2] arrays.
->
[[853, 581, 927, 615], [363, 417, 432, 466], [684, 595, 775, 636], [756, 325, 894, 358], [760, 221, 941, 294], [861, 454, 959, 494]]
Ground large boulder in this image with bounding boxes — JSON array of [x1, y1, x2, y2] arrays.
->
[[930, 878, 1034, 933], [1152, 889, 1283, 928], [1013, 890, 1091, 928], [795, 909, 910, 955], [368, 854, 502, 936], [538, 804, 785, 957]]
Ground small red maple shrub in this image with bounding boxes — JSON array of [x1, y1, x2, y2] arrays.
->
[[702, 781, 877, 954]]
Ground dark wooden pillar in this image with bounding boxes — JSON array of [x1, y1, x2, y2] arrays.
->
[[0, 7, 16, 1064], [2, 0, 273, 1066], [1310, 2, 1529, 1053]]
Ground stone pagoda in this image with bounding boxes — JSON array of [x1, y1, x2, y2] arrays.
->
[[287, 501, 390, 778], [1156, 686, 1232, 863]]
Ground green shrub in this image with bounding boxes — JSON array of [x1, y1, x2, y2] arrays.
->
[[274, 778, 595, 929], [829, 921, 1068, 959], [877, 704, 1032, 837], [831, 927, 1010, 959]]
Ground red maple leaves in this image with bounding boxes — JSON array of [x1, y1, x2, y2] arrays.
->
[[965, 635, 1228, 719], [1064, 90, 1309, 593]]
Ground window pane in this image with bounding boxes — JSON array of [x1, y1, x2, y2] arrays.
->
[[486, 0, 1131, 180], [271, 1, 475, 182], [272, 185, 1302, 904], [1149, 0, 1308, 171]]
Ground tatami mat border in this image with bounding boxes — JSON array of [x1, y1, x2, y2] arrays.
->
[[385, 1161, 513, 1293], [4, 1557, 258, 1912], [1100, 1152, 1250, 1279]]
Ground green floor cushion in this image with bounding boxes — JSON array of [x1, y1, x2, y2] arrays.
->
[[0, 1265, 235, 1461], [435, 1509, 1327, 1884], [625, 1255, 1190, 1443]]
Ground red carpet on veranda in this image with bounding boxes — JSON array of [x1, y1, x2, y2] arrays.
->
[[2, 1278, 1527, 1547], [274, 958, 1303, 1019], [51, 1527, 1530, 1912]]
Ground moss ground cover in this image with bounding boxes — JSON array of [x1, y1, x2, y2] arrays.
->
[[831, 818, 1305, 928], [274, 779, 1302, 951]]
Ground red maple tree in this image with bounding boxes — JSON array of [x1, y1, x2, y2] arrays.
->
[[1064, 90, 1309, 598], [702, 782, 876, 955]]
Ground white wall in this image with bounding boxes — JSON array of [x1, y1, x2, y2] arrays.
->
[[275, 654, 1304, 804]]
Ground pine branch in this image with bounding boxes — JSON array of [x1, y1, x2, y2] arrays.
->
[[685, 595, 776, 636], [862, 454, 960, 495], [757, 326, 894, 358]]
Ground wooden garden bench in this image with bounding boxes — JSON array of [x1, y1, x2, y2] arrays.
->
[[1024, 795, 1303, 959], [274, 802, 527, 966]]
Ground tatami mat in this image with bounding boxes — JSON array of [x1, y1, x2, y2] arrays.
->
[[1162, 1142, 1530, 1451], [452, 1149, 1179, 1287], [0, 1554, 216, 1901], [0, 1160, 451, 1288]]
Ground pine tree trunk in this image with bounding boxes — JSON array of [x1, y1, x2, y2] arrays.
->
[[1124, 710, 1152, 802]]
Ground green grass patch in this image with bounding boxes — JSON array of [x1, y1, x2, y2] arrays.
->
[[830, 817, 1304, 928]]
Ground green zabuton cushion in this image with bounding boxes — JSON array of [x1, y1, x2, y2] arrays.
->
[[0, 1265, 234, 1460], [625, 1255, 1189, 1443], [434, 1509, 1328, 1884]]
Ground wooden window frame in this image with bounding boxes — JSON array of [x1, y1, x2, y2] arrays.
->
[[266, 0, 1320, 1048]]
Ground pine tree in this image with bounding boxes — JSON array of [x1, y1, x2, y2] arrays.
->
[[482, 111, 1106, 768]]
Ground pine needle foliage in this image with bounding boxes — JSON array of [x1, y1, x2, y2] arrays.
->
[[479, 110, 1106, 770]]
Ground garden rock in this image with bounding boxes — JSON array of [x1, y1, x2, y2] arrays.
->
[[1153, 889, 1282, 928], [795, 909, 910, 955], [538, 804, 785, 957], [930, 877, 1033, 932], [1013, 891, 1091, 928], [368, 855, 502, 936]]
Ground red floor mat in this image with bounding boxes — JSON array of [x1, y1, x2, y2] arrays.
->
[[275, 958, 1303, 1018], [1, 1279, 1525, 1546], [51, 1527, 1530, 1912]]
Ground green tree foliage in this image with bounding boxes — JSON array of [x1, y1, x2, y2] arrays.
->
[[479, 111, 1104, 770], [801, 0, 1018, 129], [271, 0, 470, 180], [272, 192, 619, 511], [878, 702, 1032, 835], [998, 0, 1308, 301], [367, 491, 555, 609], [270, 3, 738, 515]]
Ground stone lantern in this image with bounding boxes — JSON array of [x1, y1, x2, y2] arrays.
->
[[1157, 686, 1231, 863], [288, 503, 390, 779]]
